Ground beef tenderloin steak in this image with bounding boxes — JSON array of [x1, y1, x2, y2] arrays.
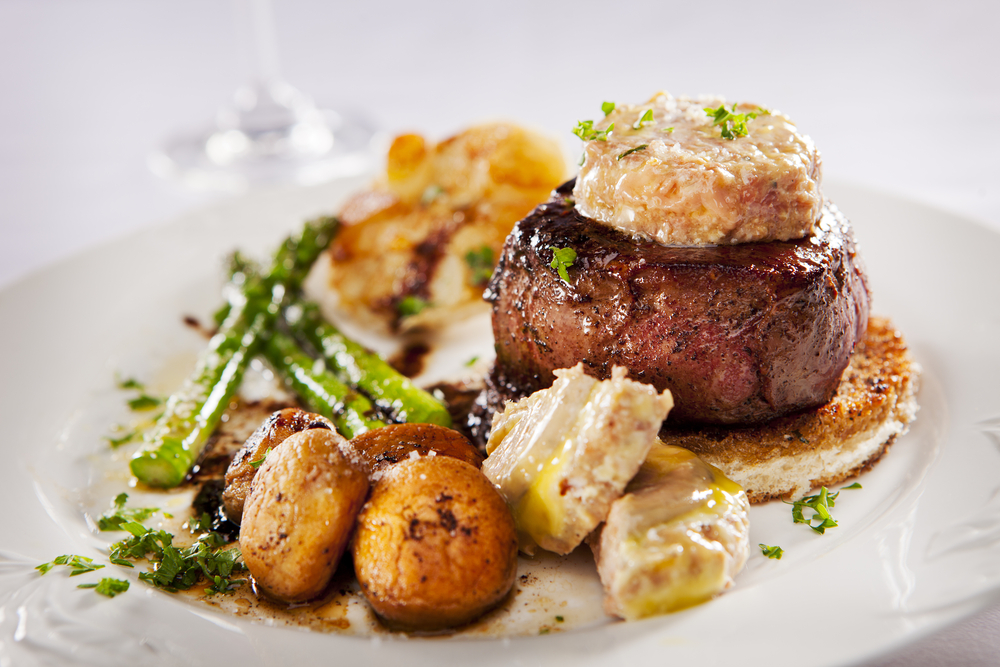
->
[[484, 181, 869, 425]]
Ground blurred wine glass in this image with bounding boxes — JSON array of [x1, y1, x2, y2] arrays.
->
[[149, 0, 378, 191]]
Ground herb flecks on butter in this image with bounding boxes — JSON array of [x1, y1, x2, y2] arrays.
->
[[549, 247, 577, 284], [617, 144, 649, 161], [632, 109, 654, 130], [573, 120, 614, 142], [704, 103, 769, 140]]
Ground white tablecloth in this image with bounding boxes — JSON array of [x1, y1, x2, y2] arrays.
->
[[1, 1, 998, 664]]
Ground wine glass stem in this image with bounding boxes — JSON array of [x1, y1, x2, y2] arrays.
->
[[241, 0, 283, 89]]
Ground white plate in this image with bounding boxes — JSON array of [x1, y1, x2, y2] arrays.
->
[[1, 178, 999, 667]]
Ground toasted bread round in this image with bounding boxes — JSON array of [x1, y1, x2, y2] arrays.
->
[[660, 316, 920, 502]]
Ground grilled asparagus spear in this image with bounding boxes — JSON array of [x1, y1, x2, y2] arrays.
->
[[129, 217, 338, 488], [263, 330, 385, 438], [285, 301, 451, 427]]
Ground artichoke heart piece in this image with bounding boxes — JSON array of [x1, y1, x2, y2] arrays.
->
[[482, 364, 673, 555], [590, 444, 750, 620]]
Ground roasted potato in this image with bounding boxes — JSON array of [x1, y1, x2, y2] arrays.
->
[[314, 122, 566, 332], [222, 408, 335, 524], [240, 428, 368, 603], [346, 423, 483, 475], [352, 455, 518, 631]]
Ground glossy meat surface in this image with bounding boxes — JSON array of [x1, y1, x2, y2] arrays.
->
[[485, 182, 869, 424]]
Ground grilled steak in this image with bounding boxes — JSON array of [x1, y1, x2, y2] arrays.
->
[[484, 181, 869, 425]]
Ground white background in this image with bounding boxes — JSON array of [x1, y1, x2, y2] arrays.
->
[[1, 1, 998, 664]]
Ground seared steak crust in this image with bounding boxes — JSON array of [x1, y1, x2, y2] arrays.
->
[[485, 181, 869, 425]]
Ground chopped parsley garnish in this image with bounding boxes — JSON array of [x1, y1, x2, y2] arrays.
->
[[759, 544, 784, 559], [465, 355, 480, 367], [115, 374, 164, 411], [397, 295, 430, 317], [36, 554, 105, 577], [843, 482, 863, 489], [662, 126, 675, 133], [127, 394, 164, 411], [116, 377, 145, 391], [601, 101, 616, 116], [704, 103, 768, 139], [105, 428, 141, 449], [108, 522, 246, 595], [572, 119, 614, 142], [248, 447, 272, 470], [617, 144, 649, 161], [97, 493, 159, 531], [549, 246, 577, 284], [786, 486, 841, 534], [464, 245, 495, 285], [632, 108, 654, 130], [77, 577, 130, 597]]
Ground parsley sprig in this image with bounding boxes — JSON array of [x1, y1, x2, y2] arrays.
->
[[108, 522, 245, 595], [549, 246, 577, 284], [97, 493, 159, 531], [704, 103, 769, 140]]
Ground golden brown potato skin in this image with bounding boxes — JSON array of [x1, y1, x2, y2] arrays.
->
[[222, 408, 335, 524], [240, 429, 368, 603], [352, 456, 518, 631], [347, 423, 483, 475]]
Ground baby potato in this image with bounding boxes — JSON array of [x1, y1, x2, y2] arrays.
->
[[223, 408, 335, 524], [240, 428, 368, 603], [347, 423, 483, 475], [352, 455, 518, 631]]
